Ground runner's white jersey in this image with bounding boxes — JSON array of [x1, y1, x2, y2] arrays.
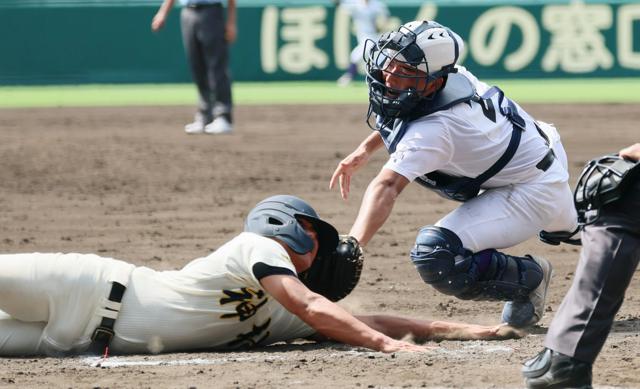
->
[[383, 66, 568, 188], [111, 232, 314, 354]]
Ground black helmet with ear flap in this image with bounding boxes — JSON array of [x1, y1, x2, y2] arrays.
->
[[244, 195, 339, 255]]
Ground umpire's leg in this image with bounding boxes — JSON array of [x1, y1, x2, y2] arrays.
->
[[544, 182, 640, 363]]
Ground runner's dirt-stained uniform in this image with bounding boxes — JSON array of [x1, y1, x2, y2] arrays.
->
[[0, 232, 313, 356]]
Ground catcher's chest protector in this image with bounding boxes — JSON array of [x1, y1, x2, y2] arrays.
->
[[379, 77, 528, 202]]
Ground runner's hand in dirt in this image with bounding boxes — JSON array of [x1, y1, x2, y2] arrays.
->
[[380, 338, 437, 353], [461, 323, 526, 340]]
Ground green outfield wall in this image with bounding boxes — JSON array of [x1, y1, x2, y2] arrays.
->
[[1, 0, 639, 84]]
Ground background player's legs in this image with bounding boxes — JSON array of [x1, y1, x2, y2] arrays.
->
[[199, 6, 232, 125], [181, 8, 213, 127]]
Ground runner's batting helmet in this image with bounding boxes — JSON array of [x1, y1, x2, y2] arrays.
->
[[244, 195, 339, 255]]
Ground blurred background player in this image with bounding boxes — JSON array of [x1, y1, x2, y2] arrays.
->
[[522, 144, 640, 389], [336, 0, 389, 86], [330, 20, 578, 328], [152, 0, 236, 135]]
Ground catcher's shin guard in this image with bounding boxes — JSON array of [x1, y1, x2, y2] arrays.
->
[[410, 226, 544, 301], [457, 251, 544, 302]]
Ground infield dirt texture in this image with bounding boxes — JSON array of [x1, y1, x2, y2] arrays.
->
[[0, 103, 638, 388]]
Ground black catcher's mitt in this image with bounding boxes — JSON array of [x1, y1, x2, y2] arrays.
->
[[299, 235, 364, 302], [574, 154, 640, 225]]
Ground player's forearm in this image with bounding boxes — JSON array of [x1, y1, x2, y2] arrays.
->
[[359, 131, 384, 154], [226, 0, 236, 24], [357, 315, 508, 342], [300, 294, 392, 351], [156, 0, 175, 15], [349, 173, 403, 246], [356, 314, 433, 340]]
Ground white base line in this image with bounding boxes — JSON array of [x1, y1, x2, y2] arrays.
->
[[81, 344, 513, 368]]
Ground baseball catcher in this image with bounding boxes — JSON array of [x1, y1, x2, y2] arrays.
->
[[331, 19, 579, 328]]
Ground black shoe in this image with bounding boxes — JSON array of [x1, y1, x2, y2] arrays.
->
[[522, 348, 593, 389]]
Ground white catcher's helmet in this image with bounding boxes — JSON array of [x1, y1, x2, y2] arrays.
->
[[365, 20, 464, 119], [388, 20, 464, 74]]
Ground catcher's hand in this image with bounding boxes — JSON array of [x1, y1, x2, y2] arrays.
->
[[299, 235, 364, 302]]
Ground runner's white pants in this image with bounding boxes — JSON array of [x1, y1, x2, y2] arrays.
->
[[0, 253, 133, 356]]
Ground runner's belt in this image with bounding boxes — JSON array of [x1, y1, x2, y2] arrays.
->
[[90, 281, 126, 353]]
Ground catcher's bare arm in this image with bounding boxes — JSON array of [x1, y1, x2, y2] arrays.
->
[[355, 315, 525, 342], [260, 274, 427, 353], [349, 168, 410, 246]]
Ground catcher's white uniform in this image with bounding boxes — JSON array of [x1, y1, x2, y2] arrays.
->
[[0, 232, 314, 356], [383, 66, 578, 252]]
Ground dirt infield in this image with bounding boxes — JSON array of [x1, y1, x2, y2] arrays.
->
[[0, 103, 638, 388]]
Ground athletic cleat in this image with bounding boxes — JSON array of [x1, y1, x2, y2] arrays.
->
[[522, 348, 593, 389], [184, 120, 207, 134], [204, 116, 233, 135], [502, 256, 553, 327]]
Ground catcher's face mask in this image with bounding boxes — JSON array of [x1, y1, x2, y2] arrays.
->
[[365, 20, 463, 124]]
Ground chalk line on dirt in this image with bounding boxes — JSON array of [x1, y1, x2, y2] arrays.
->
[[80, 344, 513, 368]]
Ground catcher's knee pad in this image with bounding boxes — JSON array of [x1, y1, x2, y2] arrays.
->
[[409, 226, 477, 296]]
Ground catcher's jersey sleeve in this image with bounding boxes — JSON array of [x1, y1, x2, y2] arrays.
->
[[111, 233, 314, 354]]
